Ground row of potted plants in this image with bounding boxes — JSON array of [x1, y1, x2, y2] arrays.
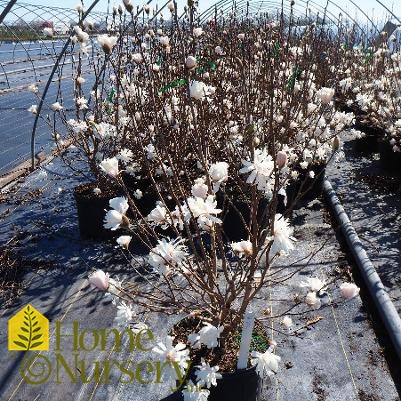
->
[[26, 2, 369, 399]]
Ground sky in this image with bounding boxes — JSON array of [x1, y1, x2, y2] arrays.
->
[[7, 0, 401, 25]]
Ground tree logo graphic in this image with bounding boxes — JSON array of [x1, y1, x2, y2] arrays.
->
[[8, 304, 49, 351]]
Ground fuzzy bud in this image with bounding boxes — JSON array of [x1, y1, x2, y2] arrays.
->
[[185, 55, 197, 69], [276, 150, 288, 168]]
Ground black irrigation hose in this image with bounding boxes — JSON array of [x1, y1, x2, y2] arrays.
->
[[323, 179, 401, 361]]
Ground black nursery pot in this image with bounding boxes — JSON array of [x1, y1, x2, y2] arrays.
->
[[352, 134, 379, 154], [217, 195, 269, 242], [122, 174, 156, 216], [284, 163, 326, 211], [379, 140, 401, 171], [160, 366, 259, 401], [74, 182, 121, 240], [206, 366, 259, 401], [351, 121, 382, 154]]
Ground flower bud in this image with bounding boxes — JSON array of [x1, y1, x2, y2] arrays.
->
[[332, 135, 340, 151], [276, 150, 288, 168], [185, 55, 197, 69], [340, 282, 360, 300], [88, 270, 109, 291], [116, 235, 132, 250]]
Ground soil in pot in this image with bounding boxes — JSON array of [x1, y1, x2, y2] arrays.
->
[[74, 182, 123, 240]]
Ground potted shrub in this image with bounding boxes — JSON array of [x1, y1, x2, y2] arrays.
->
[[44, 3, 361, 400]]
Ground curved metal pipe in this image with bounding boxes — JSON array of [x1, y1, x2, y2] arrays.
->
[[0, 0, 17, 25]]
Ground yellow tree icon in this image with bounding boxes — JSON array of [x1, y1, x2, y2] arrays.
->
[[8, 304, 49, 351]]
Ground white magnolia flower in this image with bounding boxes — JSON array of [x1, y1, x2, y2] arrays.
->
[[188, 332, 201, 349], [104, 197, 129, 230], [116, 235, 132, 249], [240, 148, 275, 195], [97, 34, 118, 53], [195, 360, 222, 388], [237, 33, 245, 40], [43, 27, 53, 37], [147, 204, 170, 228], [133, 189, 143, 199], [208, 162, 229, 192], [281, 316, 293, 329], [193, 27, 203, 37], [99, 157, 119, 177], [145, 143, 156, 160], [74, 25, 89, 43], [76, 76, 85, 85], [28, 83, 39, 94], [185, 55, 197, 69], [132, 53, 143, 64], [191, 179, 208, 199], [300, 277, 326, 292], [153, 336, 190, 381], [340, 282, 360, 300], [215, 45, 224, 55], [93, 187, 101, 195], [189, 81, 215, 101], [231, 240, 253, 257], [316, 87, 335, 104], [76, 96, 88, 110], [251, 349, 281, 377], [88, 269, 109, 291], [196, 323, 223, 349], [182, 380, 210, 401], [159, 36, 170, 46], [299, 161, 308, 170], [269, 214, 295, 259], [167, 1, 175, 12], [115, 301, 135, 327], [186, 195, 222, 231], [117, 148, 133, 164], [28, 105, 38, 114], [95, 122, 117, 139], [305, 291, 321, 309], [51, 102, 63, 112], [148, 237, 189, 276]]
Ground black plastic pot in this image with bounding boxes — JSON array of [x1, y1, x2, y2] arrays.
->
[[351, 122, 383, 154], [207, 366, 259, 401], [351, 135, 379, 154], [217, 195, 269, 242], [160, 366, 259, 401], [379, 140, 401, 171], [284, 163, 326, 211], [74, 182, 122, 240]]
